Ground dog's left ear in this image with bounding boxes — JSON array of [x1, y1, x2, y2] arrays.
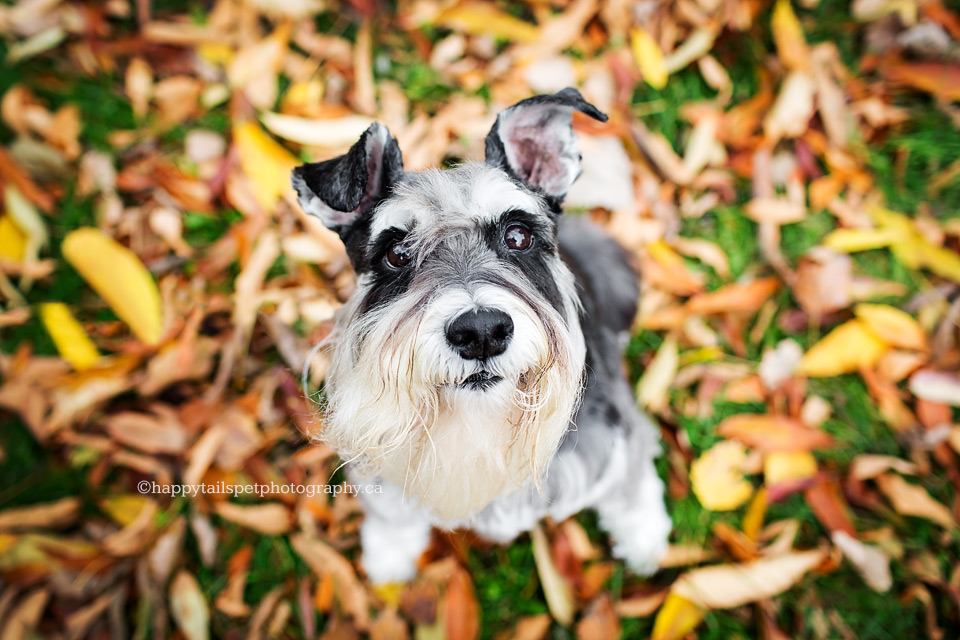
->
[[291, 123, 403, 235], [485, 87, 607, 205]]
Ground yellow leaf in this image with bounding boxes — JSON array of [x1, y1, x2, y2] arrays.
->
[[99, 495, 151, 526], [435, 2, 539, 43], [62, 228, 163, 345], [764, 451, 818, 485], [917, 242, 960, 283], [197, 43, 233, 67], [742, 488, 767, 541], [771, 0, 809, 70], [0, 214, 26, 261], [38, 303, 100, 371], [233, 121, 299, 210], [690, 441, 754, 511], [636, 333, 679, 412], [5, 185, 47, 247], [854, 303, 927, 351], [822, 227, 900, 253], [170, 570, 210, 640], [631, 27, 668, 90], [652, 593, 704, 640], [796, 320, 888, 377]]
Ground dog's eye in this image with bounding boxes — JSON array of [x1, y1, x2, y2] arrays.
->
[[385, 241, 411, 268], [504, 224, 532, 251]]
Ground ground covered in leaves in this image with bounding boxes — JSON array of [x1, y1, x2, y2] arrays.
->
[[1, 0, 960, 638]]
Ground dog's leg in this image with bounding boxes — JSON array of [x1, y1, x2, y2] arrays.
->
[[595, 417, 670, 575], [358, 482, 432, 584]]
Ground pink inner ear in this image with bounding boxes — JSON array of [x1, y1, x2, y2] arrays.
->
[[499, 104, 581, 197]]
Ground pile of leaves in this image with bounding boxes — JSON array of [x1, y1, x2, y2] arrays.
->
[[0, 0, 959, 637]]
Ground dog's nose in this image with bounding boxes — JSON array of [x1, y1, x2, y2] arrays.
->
[[446, 308, 514, 360]]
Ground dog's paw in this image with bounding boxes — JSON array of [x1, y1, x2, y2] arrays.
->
[[611, 530, 669, 576]]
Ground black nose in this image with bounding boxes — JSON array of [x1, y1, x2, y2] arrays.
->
[[445, 308, 514, 360]]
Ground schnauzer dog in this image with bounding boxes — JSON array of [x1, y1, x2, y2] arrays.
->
[[292, 88, 670, 584]]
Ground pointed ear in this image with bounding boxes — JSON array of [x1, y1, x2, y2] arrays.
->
[[291, 123, 403, 234], [485, 88, 607, 204]]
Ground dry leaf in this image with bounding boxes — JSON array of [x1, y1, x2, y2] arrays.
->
[[651, 593, 703, 640], [690, 441, 754, 511], [876, 473, 955, 529], [62, 228, 163, 345], [636, 333, 678, 412], [435, 3, 539, 43], [764, 451, 818, 486], [796, 320, 888, 377], [38, 303, 100, 370], [850, 455, 917, 480], [214, 501, 292, 536], [909, 369, 960, 406], [672, 550, 826, 609], [531, 524, 574, 626], [717, 414, 832, 452], [854, 304, 927, 352], [233, 121, 299, 211], [170, 570, 210, 640], [631, 27, 668, 89], [831, 531, 892, 592], [0, 498, 80, 532]]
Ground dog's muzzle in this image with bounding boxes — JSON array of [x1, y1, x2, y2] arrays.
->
[[445, 308, 514, 361]]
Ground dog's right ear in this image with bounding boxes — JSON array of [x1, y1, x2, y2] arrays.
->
[[291, 123, 403, 235]]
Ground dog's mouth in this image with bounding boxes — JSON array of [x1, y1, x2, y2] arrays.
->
[[458, 370, 504, 391]]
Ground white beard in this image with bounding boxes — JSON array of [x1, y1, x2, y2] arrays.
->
[[316, 276, 585, 521]]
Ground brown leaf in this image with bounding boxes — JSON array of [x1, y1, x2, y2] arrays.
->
[[804, 479, 856, 536], [290, 534, 370, 629], [214, 502, 292, 536], [0, 497, 80, 532], [875, 473, 956, 529], [104, 410, 189, 455], [576, 594, 620, 640], [531, 523, 575, 625], [717, 414, 832, 452], [685, 278, 780, 315], [445, 568, 480, 640]]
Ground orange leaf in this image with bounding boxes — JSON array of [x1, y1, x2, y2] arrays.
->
[[717, 414, 832, 452]]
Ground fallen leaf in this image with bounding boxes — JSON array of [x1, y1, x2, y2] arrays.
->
[[796, 320, 888, 377], [685, 278, 780, 315], [651, 593, 703, 640], [233, 121, 299, 211], [690, 440, 754, 511], [636, 333, 679, 412], [260, 111, 375, 148], [62, 228, 163, 345], [0, 498, 80, 532], [764, 72, 816, 142], [772, 0, 809, 71], [445, 568, 480, 640], [531, 524, 574, 626], [672, 549, 826, 609], [831, 531, 892, 592], [575, 594, 620, 640], [631, 27, 668, 89], [717, 414, 832, 452], [909, 369, 960, 406], [290, 534, 370, 628], [876, 473, 955, 529], [38, 303, 100, 370], [850, 455, 918, 480], [170, 570, 210, 640], [214, 502, 292, 536], [764, 451, 818, 486], [435, 2, 539, 43], [854, 304, 927, 351]]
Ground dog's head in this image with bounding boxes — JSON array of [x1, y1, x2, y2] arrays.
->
[[292, 89, 606, 519]]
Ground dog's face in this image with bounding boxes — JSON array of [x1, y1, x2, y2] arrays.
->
[[292, 89, 606, 519]]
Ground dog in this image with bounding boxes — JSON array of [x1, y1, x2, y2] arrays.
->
[[292, 88, 670, 584]]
